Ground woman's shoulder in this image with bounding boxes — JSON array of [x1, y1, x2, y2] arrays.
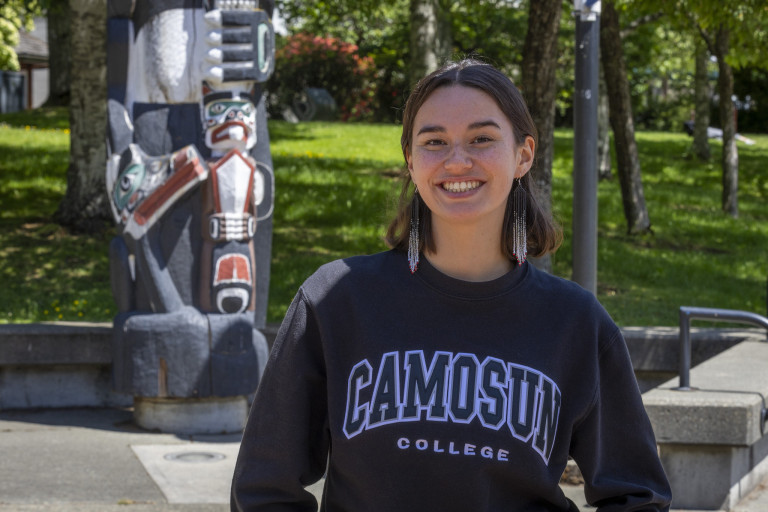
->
[[525, 265, 622, 346], [300, 250, 403, 298], [526, 263, 591, 295], [526, 264, 612, 316]]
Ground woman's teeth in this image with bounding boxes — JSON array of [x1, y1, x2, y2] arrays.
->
[[442, 180, 480, 193]]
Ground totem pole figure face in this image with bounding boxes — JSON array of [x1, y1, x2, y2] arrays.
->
[[203, 91, 258, 153], [111, 151, 169, 224], [107, 144, 207, 239]]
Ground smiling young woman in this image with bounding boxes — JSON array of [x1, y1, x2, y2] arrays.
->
[[231, 59, 672, 512], [404, 84, 533, 281], [386, 60, 561, 282]]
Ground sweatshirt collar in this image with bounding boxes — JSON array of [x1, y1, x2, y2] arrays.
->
[[413, 254, 530, 300]]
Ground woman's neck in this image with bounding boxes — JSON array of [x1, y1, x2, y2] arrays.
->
[[425, 218, 513, 282]]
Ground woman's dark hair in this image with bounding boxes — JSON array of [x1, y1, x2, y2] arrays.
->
[[384, 58, 562, 262]]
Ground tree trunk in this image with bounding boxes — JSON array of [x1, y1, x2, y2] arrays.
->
[[56, 0, 110, 232], [598, 61, 612, 179], [409, 0, 452, 86], [692, 37, 711, 161], [520, 0, 562, 272], [714, 26, 738, 217], [45, 0, 72, 107], [599, 2, 651, 235]]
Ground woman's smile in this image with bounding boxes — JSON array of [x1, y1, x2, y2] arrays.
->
[[441, 180, 482, 193]]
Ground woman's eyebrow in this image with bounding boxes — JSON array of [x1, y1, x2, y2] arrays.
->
[[416, 124, 446, 136], [468, 120, 501, 130]]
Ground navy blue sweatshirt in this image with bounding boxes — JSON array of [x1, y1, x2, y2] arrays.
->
[[231, 250, 671, 511]]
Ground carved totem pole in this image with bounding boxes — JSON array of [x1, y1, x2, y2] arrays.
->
[[106, 0, 275, 433]]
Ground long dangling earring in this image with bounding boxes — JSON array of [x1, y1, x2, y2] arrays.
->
[[408, 189, 420, 273], [512, 178, 527, 265]]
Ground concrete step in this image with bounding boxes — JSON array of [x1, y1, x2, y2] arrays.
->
[[733, 473, 768, 512]]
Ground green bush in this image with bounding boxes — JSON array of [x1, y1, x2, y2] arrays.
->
[[269, 33, 378, 122]]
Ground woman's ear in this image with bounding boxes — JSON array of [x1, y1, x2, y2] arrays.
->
[[515, 136, 535, 178]]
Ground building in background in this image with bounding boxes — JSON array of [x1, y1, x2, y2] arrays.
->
[[13, 17, 49, 110]]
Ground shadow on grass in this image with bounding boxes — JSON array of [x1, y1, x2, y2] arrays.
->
[[0, 142, 69, 180], [266, 153, 400, 321], [0, 221, 116, 323]]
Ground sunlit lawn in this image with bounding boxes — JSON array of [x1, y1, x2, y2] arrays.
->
[[1, 109, 766, 327], [266, 121, 403, 320], [552, 130, 768, 326]]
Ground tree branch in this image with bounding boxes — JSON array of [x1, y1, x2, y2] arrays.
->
[[696, 23, 716, 56], [683, 11, 716, 55]]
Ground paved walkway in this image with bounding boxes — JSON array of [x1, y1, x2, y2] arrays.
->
[[0, 407, 766, 511]]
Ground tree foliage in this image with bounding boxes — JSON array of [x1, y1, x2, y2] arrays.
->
[[684, 0, 768, 70], [274, 0, 531, 122], [0, 12, 20, 70], [446, 0, 529, 75], [0, 0, 42, 70], [622, 21, 697, 130], [630, 0, 768, 123]]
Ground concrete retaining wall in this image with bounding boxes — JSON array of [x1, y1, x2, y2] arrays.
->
[[0, 323, 127, 409], [644, 341, 768, 510], [0, 322, 280, 409], [0, 321, 761, 410]]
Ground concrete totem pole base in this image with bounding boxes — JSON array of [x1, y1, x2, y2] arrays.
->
[[134, 396, 249, 434]]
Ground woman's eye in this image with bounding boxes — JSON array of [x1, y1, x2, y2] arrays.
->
[[473, 136, 494, 144], [425, 139, 445, 146]]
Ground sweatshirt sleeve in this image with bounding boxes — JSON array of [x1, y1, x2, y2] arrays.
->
[[231, 288, 329, 511], [569, 328, 672, 511]]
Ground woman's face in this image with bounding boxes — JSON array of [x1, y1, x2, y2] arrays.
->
[[406, 85, 534, 235]]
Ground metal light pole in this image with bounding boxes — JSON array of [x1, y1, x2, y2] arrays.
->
[[572, 0, 601, 295]]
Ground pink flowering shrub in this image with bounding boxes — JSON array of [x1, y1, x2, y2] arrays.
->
[[269, 33, 379, 122]]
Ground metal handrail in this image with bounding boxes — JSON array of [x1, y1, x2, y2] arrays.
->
[[675, 306, 768, 391]]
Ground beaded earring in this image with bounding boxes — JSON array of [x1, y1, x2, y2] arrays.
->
[[512, 178, 527, 265], [408, 190, 420, 273]]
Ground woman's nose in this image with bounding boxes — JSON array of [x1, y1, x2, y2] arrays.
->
[[444, 144, 471, 171]]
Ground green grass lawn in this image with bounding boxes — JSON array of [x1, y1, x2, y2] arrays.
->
[[1, 108, 766, 327], [0, 108, 117, 323], [557, 131, 768, 326]]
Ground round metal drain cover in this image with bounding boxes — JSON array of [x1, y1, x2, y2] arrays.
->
[[164, 451, 226, 463]]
